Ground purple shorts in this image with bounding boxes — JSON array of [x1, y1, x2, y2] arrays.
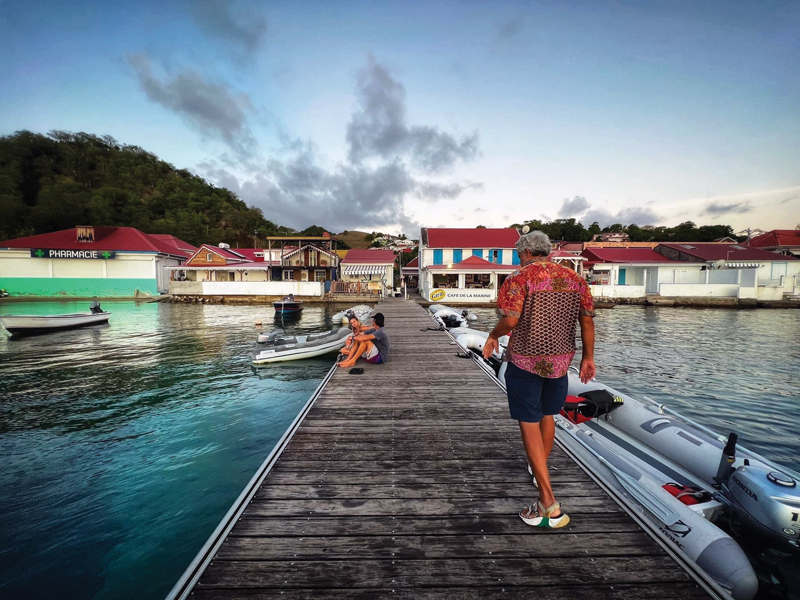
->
[[365, 354, 383, 364]]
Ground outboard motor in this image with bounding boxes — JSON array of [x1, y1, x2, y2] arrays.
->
[[90, 300, 103, 314], [439, 314, 462, 328], [723, 465, 800, 552], [256, 329, 284, 345]]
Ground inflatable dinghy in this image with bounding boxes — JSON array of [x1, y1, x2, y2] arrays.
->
[[451, 328, 800, 600], [252, 327, 351, 364], [429, 304, 477, 328], [331, 305, 372, 324]]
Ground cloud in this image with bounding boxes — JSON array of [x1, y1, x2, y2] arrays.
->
[[187, 0, 267, 56], [128, 53, 257, 159], [495, 16, 525, 41], [346, 57, 479, 173], [557, 196, 590, 218], [582, 206, 660, 228], [194, 56, 481, 233], [702, 200, 753, 216]]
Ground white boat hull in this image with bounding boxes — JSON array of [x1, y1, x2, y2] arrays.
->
[[252, 328, 351, 364], [0, 312, 111, 335]]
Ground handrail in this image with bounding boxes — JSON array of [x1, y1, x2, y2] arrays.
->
[[164, 363, 338, 600]]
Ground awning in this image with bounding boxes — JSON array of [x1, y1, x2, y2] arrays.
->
[[725, 262, 760, 268], [591, 264, 612, 271], [343, 265, 387, 275]]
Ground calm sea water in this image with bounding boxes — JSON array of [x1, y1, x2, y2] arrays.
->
[[0, 301, 798, 599]]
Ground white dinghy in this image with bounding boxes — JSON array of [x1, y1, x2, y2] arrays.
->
[[331, 305, 373, 325], [428, 304, 477, 328], [451, 328, 799, 600], [0, 302, 110, 336], [252, 327, 351, 364]]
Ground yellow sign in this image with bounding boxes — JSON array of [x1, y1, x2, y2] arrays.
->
[[430, 289, 446, 301]]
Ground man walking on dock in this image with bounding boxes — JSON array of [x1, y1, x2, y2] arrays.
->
[[483, 230, 595, 529]]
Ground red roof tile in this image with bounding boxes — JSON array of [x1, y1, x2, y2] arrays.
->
[[341, 249, 396, 264], [405, 257, 419, 268], [656, 243, 796, 262], [425, 228, 520, 248], [1, 227, 194, 257], [748, 229, 800, 249], [582, 248, 685, 263]]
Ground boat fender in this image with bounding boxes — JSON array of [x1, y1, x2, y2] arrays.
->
[[662, 483, 712, 506]]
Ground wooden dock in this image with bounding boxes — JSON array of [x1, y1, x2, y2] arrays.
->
[[172, 298, 712, 599]]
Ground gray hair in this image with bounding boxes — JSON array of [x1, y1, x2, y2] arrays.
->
[[516, 230, 552, 257]]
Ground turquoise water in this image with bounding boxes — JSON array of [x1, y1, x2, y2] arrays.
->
[[0, 301, 798, 599], [0, 300, 342, 600]]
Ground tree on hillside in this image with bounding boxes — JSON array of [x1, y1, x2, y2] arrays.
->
[[0, 130, 294, 246]]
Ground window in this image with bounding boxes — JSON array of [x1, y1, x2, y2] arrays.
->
[[206, 252, 213, 261], [283, 270, 294, 281], [433, 249, 443, 264], [433, 273, 458, 287], [453, 249, 463, 263], [512, 250, 520, 265], [465, 273, 491, 288], [315, 270, 326, 282], [310, 251, 317, 267], [472, 249, 483, 259]]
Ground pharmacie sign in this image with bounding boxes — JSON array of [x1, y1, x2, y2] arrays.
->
[[430, 288, 493, 301], [31, 249, 116, 259]]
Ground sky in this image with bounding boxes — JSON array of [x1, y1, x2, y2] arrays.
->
[[1, 0, 798, 235]]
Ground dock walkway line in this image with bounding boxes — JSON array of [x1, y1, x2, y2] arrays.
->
[[178, 298, 711, 599]]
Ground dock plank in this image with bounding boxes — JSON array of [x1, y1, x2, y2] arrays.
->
[[184, 298, 709, 599]]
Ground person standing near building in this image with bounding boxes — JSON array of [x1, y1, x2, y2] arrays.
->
[[483, 230, 595, 529]]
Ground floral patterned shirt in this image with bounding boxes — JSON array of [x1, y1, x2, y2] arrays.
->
[[497, 260, 595, 379]]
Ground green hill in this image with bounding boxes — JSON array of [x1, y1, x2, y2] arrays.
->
[[336, 230, 373, 249], [0, 130, 294, 247]]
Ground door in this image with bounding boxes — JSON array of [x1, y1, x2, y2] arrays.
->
[[618, 269, 626, 285]]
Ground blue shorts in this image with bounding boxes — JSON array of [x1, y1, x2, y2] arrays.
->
[[504, 362, 568, 423]]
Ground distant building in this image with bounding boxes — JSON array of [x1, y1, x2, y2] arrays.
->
[[340, 248, 396, 295], [167, 235, 341, 297], [747, 229, 800, 257], [0, 226, 195, 297], [419, 227, 520, 303], [592, 232, 630, 243], [582, 243, 800, 300]]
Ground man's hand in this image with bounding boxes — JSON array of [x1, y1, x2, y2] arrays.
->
[[579, 357, 596, 383], [482, 337, 499, 360]]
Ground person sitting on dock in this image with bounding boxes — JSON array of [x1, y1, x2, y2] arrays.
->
[[338, 312, 390, 367], [483, 230, 595, 530], [339, 316, 372, 362]]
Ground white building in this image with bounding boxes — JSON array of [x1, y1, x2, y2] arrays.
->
[[0, 226, 194, 297], [419, 228, 521, 303]]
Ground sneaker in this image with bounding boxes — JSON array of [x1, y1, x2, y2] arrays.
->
[[519, 501, 569, 529]]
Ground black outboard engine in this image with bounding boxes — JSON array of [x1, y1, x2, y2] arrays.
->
[[440, 314, 462, 328], [90, 300, 103, 314]]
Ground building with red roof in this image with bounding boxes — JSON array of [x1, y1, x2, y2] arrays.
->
[[580, 243, 799, 300], [339, 249, 397, 293], [746, 229, 800, 257], [419, 227, 522, 303], [0, 226, 195, 297]]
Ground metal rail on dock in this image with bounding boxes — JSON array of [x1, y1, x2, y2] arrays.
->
[[165, 363, 338, 600]]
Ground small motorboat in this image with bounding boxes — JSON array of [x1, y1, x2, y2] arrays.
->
[[252, 327, 351, 364], [273, 294, 303, 315], [0, 301, 110, 337], [332, 304, 373, 324], [452, 328, 799, 600], [429, 304, 477, 328]]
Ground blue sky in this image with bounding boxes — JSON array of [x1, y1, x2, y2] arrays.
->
[[1, 0, 798, 234]]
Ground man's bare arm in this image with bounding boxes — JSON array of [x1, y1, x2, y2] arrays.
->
[[482, 315, 519, 359], [578, 314, 595, 383]]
